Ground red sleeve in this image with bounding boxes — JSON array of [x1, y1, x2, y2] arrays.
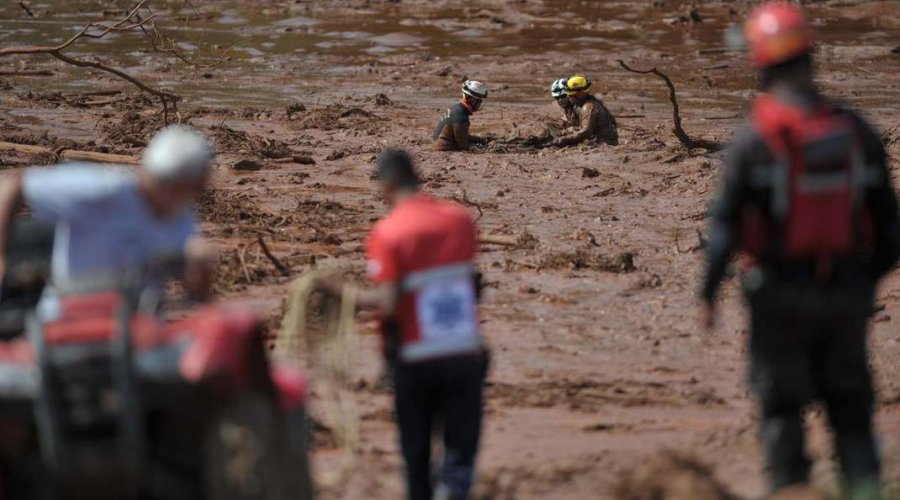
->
[[366, 226, 399, 284]]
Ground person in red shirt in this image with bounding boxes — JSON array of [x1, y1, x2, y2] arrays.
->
[[319, 149, 488, 500]]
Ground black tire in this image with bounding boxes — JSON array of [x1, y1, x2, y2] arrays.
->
[[202, 390, 314, 500]]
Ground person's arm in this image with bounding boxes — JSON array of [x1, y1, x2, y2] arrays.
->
[[552, 102, 597, 147], [852, 115, 900, 278], [316, 274, 398, 316], [317, 227, 401, 316], [700, 129, 757, 324], [184, 237, 216, 302], [0, 173, 24, 275]]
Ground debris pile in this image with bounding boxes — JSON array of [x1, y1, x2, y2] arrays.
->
[[99, 111, 165, 149], [214, 125, 293, 159], [613, 452, 736, 500], [540, 249, 637, 273]]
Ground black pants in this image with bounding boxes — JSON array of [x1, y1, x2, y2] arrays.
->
[[393, 353, 487, 500], [747, 279, 880, 492]]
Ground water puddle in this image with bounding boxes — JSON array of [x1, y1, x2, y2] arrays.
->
[[0, 1, 897, 109]]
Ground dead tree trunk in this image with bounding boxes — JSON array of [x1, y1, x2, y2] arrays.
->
[[616, 59, 723, 152]]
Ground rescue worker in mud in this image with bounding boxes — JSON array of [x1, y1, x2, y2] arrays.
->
[[317, 149, 488, 500], [700, 3, 898, 498], [549, 74, 618, 147], [545, 77, 578, 139], [0, 125, 215, 306], [432, 80, 489, 151]]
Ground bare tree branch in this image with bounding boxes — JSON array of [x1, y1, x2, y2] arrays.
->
[[18, 1, 35, 17], [616, 59, 723, 152], [0, 0, 179, 121]]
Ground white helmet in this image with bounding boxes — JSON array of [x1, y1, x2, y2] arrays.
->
[[461, 80, 488, 100], [551, 78, 568, 98], [143, 125, 213, 182]]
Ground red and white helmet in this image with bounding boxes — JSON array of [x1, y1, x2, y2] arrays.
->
[[461, 80, 488, 100], [744, 2, 814, 68]]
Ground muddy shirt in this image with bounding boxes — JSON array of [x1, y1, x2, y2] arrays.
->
[[700, 92, 899, 303], [554, 96, 618, 146], [366, 194, 481, 362], [433, 102, 472, 151], [22, 163, 196, 289]]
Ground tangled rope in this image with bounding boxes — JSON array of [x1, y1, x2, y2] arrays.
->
[[276, 272, 360, 489]]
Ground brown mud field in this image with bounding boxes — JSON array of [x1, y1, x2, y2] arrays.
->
[[2, 1, 900, 498]]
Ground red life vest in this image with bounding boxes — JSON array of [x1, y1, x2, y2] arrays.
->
[[740, 93, 873, 277]]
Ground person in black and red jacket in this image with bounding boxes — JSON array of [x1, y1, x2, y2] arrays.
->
[[700, 3, 899, 498]]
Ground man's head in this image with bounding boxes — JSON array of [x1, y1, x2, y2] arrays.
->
[[461, 80, 488, 113], [564, 75, 592, 104], [140, 125, 213, 218], [744, 2, 815, 90], [375, 148, 421, 206], [551, 78, 572, 109]]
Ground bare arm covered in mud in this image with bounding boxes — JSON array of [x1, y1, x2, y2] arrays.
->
[[551, 101, 598, 147], [316, 276, 399, 316]]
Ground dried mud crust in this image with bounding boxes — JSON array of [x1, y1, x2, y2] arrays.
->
[[488, 377, 725, 411], [289, 104, 383, 134]]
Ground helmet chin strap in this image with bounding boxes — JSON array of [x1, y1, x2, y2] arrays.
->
[[461, 97, 479, 113]]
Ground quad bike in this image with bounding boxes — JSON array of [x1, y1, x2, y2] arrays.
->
[[0, 222, 314, 500]]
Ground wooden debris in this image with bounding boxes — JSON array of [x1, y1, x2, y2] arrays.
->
[[0, 69, 54, 77], [256, 236, 290, 276], [479, 234, 519, 246], [0, 141, 140, 165]]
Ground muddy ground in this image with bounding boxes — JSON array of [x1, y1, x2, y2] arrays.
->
[[2, 0, 900, 498]]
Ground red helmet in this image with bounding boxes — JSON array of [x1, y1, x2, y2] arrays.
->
[[745, 2, 814, 68]]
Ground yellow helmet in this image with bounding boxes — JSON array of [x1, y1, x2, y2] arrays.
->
[[564, 75, 592, 95]]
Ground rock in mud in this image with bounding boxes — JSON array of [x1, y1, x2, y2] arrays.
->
[[613, 451, 736, 500], [433, 65, 454, 77], [373, 93, 393, 106], [232, 159, 262, 171], [325, 150, 347, 161], [286, 102, 306, 119], [581, 167, 600, 178], [292, 155, 316, 165]]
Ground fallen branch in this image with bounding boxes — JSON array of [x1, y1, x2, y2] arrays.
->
[[76, 97, 125, 107], [256, 236, 291, 276], [452, 189, 484, 222], [479, 234, 519, 246], [0, 141, 139, 165], [0, 69, 54, 77], [138, 10, 236, 69], [0, 0, 179, 121], [616, 59, 723, 152], [18, 1, 35, 17]]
